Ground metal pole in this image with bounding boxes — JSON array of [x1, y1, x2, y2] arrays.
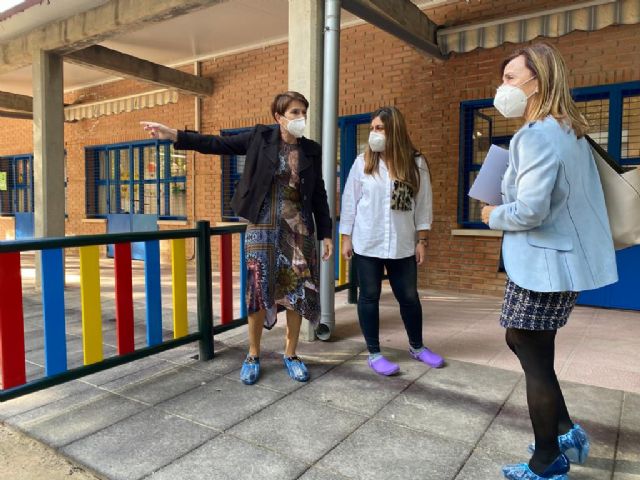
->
[[196, 220, 214, 360], [318, 0, 341, 340]]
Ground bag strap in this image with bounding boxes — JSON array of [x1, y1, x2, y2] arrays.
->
[[585, 134, 626, 175]]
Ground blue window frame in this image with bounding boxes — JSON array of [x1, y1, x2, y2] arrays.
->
[[85, 139, 187, 219], [0, 154, 34, 215], [459, 80, 640, 228], [221, 127, 255, 221]]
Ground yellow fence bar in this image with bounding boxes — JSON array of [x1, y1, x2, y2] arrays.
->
[[171, 238, 188, 338], [79, 245, 103, 365]]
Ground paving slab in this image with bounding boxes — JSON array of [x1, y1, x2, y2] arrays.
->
[[6, 387, 108, 429], [454, 447, 522, 480], [17, 393, 148, 447], [115, 366, 218, 405], [376, 359, 522, 443], [315, 419, 471, 480], [228, 395, 367, 464], [0, 380, 99, 420], [293, 351, 429, 416], [157, 375, 284, 431], [614, 392, 640, 479], [61, 408, 217, 480], [297, 467, 353, 480], [149, 434, 307, 480]]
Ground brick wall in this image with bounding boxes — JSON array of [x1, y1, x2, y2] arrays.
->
[[1, 2, 638, 295]]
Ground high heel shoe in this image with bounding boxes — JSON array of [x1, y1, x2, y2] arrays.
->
[[528, 424, 590, 464], [502, 453, 570, 479]]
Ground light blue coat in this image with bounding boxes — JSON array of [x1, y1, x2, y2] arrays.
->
[[488, 116, 618, 292]]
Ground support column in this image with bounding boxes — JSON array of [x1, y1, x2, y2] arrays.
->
[[288, 0, 326, 341], [33, 51, 66, 286]]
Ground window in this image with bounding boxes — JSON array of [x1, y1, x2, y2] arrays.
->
[[338, 114, 371, 216], [459, 81, 640, 227], [221, 127, 253, 221], [86, 140, 187, 219], [0, 154, 34, 215]]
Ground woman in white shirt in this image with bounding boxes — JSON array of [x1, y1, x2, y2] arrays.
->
[[340, 106, 444, 376]]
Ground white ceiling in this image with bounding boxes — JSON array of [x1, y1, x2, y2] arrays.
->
[[0, 0, 445, 96]]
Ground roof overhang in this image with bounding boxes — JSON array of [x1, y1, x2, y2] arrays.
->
[[437, 0, 640, 55]]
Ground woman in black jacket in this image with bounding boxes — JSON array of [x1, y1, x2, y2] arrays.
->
[[142, 91, 333, 386]]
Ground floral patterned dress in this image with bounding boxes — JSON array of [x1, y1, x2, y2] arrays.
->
[[244, 141, 321, 329]]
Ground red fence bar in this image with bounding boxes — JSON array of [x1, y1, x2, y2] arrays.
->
[[0, 252, 26, 389], [114, 242, 135, 354], [220, 233, 233, 325]]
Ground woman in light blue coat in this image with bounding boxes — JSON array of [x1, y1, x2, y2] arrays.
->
[[482, 43, 617, 480]]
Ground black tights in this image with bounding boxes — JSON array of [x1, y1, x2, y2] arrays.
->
[[505, 328, 574, 475]]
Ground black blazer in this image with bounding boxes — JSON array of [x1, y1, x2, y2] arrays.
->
[[175, 125, 332, 240]]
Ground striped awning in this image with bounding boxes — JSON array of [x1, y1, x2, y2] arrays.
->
[[437, 0, 640, 55], [64, 89, 179, 122]]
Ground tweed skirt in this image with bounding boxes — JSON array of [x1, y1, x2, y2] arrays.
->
[[499, 278, 579, 330]]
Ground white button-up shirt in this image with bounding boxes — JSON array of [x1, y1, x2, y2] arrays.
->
[[339, 153, 432, 259]]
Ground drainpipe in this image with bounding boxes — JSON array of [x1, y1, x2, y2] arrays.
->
[[189, 61, 202, 260], [317, 0, 341, 341]]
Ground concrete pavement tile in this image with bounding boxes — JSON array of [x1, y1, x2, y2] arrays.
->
[[97, 361, 178, 392], [228, 395, 367, 464], [475, 401, 536, 457], [315, 419, 470, 480], [561, 362, 640, 392], [115, 366, 217, 405], [154, 340, 229, 365], [614, 473, 640, 480], [376, 361, 521, 443], [25, 360, 45, 382], [186, 346, 252, 377], [293, 337, 365, 363], [6, 387, 108, 429], [298, 467, 353, 480], [293, 353, 428, 416], [0, 380, 98, 419], [615, 392, 640, 478], [18, 393, 147, 447], [157, 376, 284, 430], [149, 434, 306, 480], [454, 447, 521, 480], [154, 344, 200, 363], [61, 408, 217, 480], [80, 356, 173, 387]]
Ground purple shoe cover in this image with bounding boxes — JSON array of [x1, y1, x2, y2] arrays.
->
[[410, 347, 444, 368], [368, 355, 400, 376]]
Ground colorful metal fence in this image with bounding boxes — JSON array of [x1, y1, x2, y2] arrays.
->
[[0, 221, 247, 401]]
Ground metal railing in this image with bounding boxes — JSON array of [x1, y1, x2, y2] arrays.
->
[[0, 220, 246, 402]]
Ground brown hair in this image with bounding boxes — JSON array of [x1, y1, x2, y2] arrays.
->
[[501, 43, 589, 137], [364, 106, 421, 195], [270, 91, 309, 119]]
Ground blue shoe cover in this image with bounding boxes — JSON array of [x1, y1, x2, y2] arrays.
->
[[240, 355, 260, 385], [283, 355, 309, 382], [528, 424, 590, 464], [503, 454, 569, 479]]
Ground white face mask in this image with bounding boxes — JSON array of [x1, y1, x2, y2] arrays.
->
[[285, 117, 306, 138], [493, 76, 537, 118], [368, 131, 386, 152]]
